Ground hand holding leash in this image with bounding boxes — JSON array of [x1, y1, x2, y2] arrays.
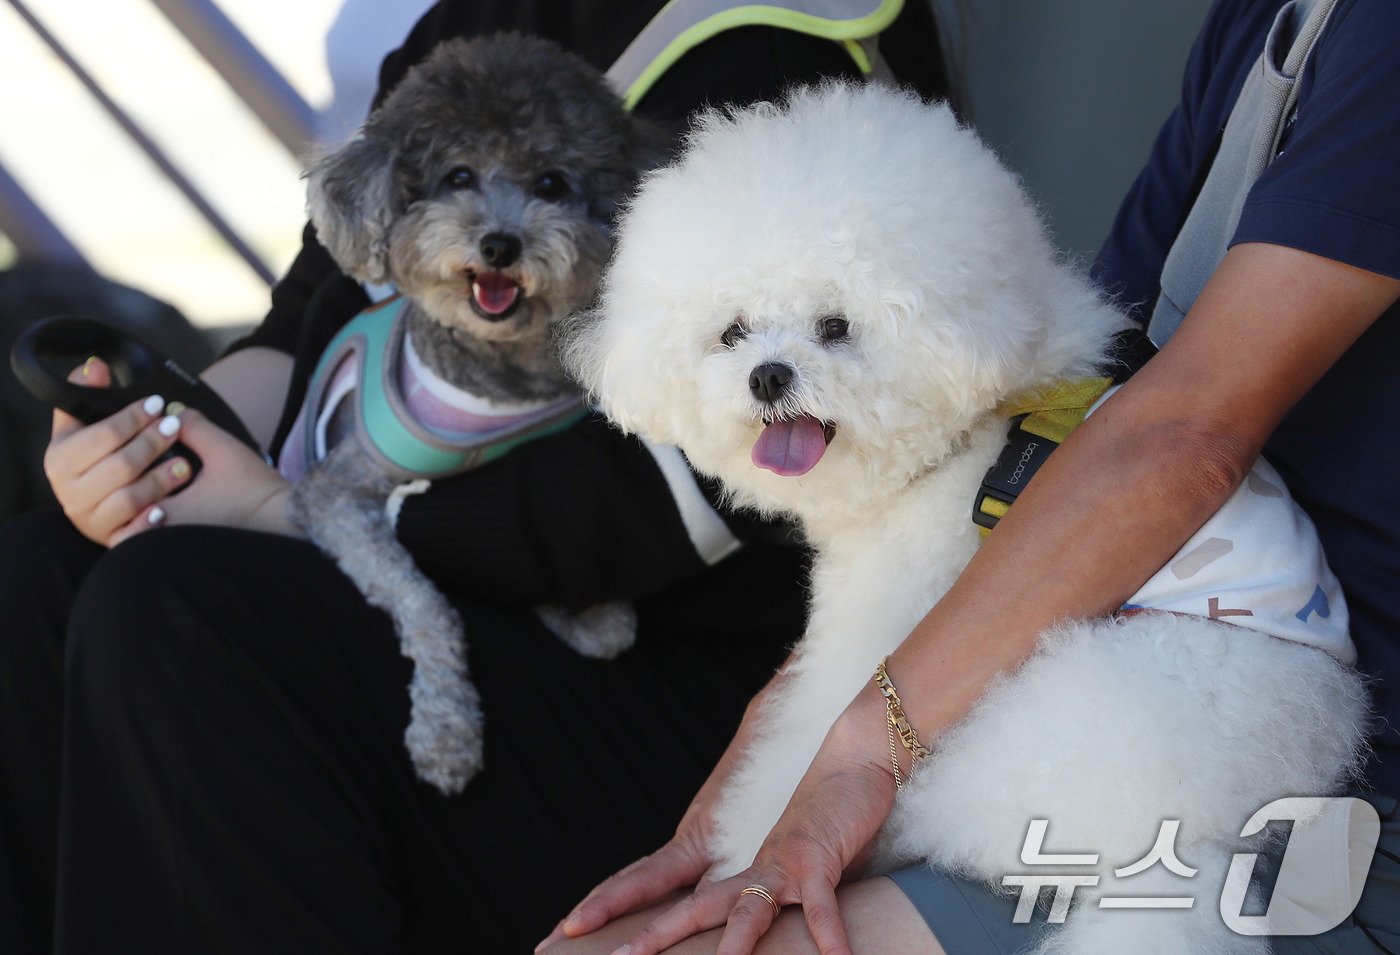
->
[[152, 407, 297, 536], [44, 358, 194, 547]]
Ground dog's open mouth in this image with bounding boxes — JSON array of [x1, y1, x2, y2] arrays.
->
[[468, 270, 522, 320], [752, 414, 836, 477]]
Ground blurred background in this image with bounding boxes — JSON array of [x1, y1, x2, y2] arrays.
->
[[0, 0, 1211, 522]]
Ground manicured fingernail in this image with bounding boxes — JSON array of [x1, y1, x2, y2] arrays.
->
[[535, 928, 565, 951], [164, 401, 187, 416], [143, 395, 165, 416], [82, 356, 99, 378], [610, 945, 631, 955], [158, 415, 181, 437], [147, 507, 165, 526], [171, 459, 191, 481]]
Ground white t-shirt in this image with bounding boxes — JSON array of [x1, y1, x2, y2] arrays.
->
[[1092, 387, 1355, 664]]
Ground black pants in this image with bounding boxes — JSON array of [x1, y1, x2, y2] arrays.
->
[[0, 510, 793, 953]]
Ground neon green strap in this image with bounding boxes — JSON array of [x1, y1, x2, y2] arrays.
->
[[995, 377, 1114, 443], [975, 377, 1115, 539], [607, 0, 906, 110]]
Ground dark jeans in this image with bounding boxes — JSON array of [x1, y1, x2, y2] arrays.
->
[[0, 510, 789, 953]]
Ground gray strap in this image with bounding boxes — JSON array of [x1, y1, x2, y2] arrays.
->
[[604, 0, 895, 103], [640, 438, 743, 565], [1148, 0, 1339, 347]]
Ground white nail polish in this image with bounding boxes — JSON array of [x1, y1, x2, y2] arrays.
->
[[143, 395, 165, 416], [158, 415, 181, 437], [147, 507, 165, 526]]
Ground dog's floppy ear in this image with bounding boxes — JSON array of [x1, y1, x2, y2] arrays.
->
[[582, 115, 670, 230], [560, 296, 687, 447], [305, 133, 401, 285]]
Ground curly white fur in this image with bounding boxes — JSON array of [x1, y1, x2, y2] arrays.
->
[[566, 82, 1369, 951]]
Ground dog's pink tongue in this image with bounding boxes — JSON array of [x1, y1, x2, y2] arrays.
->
[[752, 415, 827, 477], [472, 272, 520, 315]]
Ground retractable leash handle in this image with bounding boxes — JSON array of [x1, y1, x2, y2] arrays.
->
[[9, 316, 261, 487]]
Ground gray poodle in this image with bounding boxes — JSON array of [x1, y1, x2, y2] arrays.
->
[[289, 34, 660, 794]]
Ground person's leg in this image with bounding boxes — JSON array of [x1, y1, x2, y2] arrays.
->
[[746, 879, 942, 955], [325, 541, 796, 951], [1270, 789, 1400, 954], [56, 526, 411, 953], [542, 879, 945, 954], [0, 510, 102, 955], [53, 525, 786, 952]]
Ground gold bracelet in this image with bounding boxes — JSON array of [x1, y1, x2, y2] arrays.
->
[[873, 657, 930, 790]]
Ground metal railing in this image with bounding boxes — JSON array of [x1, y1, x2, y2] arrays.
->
[[0, 157, 88, 267], [146, 0, 318, 159], [1, 0, 320, 284]]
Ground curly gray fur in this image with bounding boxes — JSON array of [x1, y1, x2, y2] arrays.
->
[[293, 34, 660, 794]]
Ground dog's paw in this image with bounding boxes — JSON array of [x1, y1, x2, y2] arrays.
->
[[536, 600, 637, 659], [405, 672, 485, 796]]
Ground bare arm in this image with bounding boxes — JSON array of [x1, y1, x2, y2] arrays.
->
[[199, 345, 294, 454], [872, 240, 1400, 761]]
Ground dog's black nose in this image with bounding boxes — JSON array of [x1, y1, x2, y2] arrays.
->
[[479, 232, 521, 268], [749, 362, 794, 404]]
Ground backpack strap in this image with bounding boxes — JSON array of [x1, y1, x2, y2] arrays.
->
[[605, 0, 905, 110], [1148, 0, 1340, 346]]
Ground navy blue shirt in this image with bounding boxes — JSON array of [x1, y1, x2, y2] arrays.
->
[[1092, 0, 1400, 793]]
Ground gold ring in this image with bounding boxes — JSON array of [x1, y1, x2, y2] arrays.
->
[[738, 884, 781, 918]]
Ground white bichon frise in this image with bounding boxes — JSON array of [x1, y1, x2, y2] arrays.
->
[[566, 83, 1370, 953]]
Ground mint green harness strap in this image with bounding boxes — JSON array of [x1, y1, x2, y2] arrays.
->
[[302, 297, 587, 480]]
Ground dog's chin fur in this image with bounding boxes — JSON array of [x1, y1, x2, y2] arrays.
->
[[388, 187, 614, 348], [412, 285, 560, 346], [566, 81, 1370, 952]]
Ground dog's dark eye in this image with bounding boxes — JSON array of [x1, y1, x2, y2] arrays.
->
[[720, 322, 747, 349], [819, 315, 849, 343], [442, 166, 476, 190], [534, 170, 571, 200]]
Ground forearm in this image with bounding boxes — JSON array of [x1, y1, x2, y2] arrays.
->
[[874, 374, 1248, 743], [200, 346, 294, 453], [860, 242, 1400, 756]]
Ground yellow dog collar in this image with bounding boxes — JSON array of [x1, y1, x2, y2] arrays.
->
[[974, 376, 1114, 537]]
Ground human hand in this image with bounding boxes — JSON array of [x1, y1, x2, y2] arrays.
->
[[536, 785, 721, 951], [152, 406, 298, 537], [613, 687, 896, 955], [44, 357, 195, 547], [43, 357, 298, 545]]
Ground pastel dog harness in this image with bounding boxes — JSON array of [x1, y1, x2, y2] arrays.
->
[[278, 296, 587, 483]]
